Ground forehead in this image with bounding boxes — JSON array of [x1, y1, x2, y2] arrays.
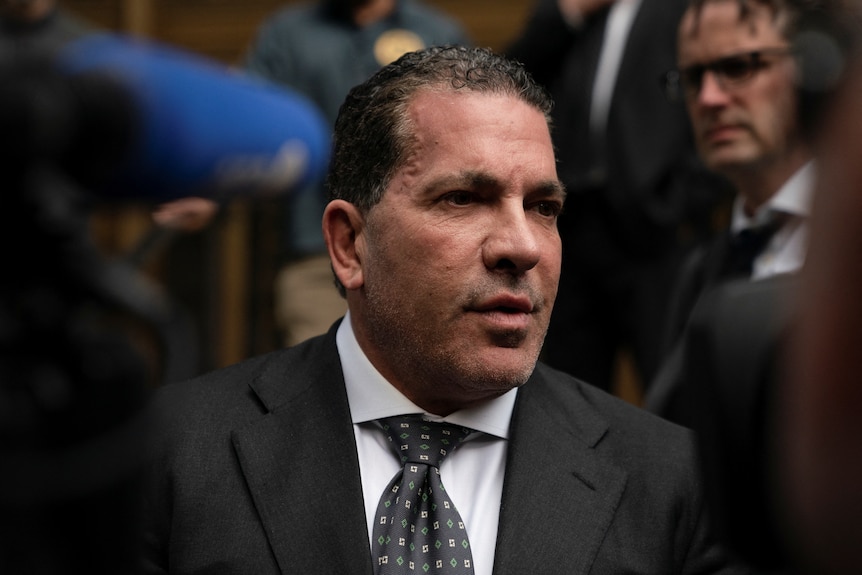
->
[[404, 88, 552, 148], [679, 0, 787, 60], [384, 88, 559, 194]]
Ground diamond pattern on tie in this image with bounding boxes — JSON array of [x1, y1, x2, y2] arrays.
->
[[372, 416, 474, 574]]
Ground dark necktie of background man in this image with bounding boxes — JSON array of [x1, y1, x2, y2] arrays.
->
[[720, 216, 784, 280], [372, 416, 474, 574]]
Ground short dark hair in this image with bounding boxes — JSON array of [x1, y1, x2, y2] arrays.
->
[[686, 0, 800, 36], [685, 0, 858, 45], [325, 45, 553, 212]]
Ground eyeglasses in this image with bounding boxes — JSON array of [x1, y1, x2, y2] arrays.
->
[[660, 47, 793, 102]]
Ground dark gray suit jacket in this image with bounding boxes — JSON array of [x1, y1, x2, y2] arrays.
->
[[142, 321, 749, 574]]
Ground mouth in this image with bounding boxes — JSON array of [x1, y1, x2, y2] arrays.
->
[[466, 294, 536, 336], [463, 292, 543, 348], [703, 122, 745, 143], [472, 294, 535, 315]]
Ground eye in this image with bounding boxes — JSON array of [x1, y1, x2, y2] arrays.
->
[[442, 191, 475, 206], [681, 65, 705, 93], [716, 56, 758, 82], [531, 200, 562, 218]]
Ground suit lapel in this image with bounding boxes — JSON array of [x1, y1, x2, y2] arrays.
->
[[231, 331, 373, 575], [493, 368, 627, 575]]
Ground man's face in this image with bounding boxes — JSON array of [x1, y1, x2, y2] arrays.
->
[[679, 0, 800, 178], [351, 90, 563, 415]]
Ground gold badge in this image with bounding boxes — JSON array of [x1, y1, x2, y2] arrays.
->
[[374, 29, 425, 66]]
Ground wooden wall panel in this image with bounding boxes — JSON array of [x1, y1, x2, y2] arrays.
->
[[151, 0, 282, 64], [61, 0, 122, 29], [64, 0, 533, 62]]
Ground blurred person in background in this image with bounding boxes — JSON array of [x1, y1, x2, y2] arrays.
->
[[637, 0, 859, 569], [644, 0, 835, 423]]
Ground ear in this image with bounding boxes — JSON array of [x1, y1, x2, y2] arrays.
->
[[323, 199, 366, 291]]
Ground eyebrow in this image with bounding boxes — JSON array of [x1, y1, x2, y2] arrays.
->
[[678, 46, 791, 69], [427, 170, 567, 200]]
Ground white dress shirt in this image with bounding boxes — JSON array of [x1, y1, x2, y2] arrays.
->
[[730, 162, 815, 280], [337, 312, 516, 575]]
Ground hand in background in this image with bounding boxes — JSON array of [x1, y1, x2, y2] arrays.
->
[[152, 197, 219, 233]]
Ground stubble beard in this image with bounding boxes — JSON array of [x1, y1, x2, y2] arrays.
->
[[361, 281, 538, 412]]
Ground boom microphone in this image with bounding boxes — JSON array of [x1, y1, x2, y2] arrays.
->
[[54, 32, 331, 200]]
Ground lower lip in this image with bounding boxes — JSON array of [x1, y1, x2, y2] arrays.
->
[[705, 126, 742, 143], [473, 309, 532, 331]]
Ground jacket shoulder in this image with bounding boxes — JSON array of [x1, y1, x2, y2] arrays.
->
[[531, 362, 697, 461]]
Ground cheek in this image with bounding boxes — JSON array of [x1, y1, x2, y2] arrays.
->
[[754, 78, 797, 133], [368, 225, 465, 290], [776, 94, 801, 140], [751, 103, 792, 149]]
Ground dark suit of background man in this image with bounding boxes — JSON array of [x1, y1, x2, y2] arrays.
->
[[507, 0, 731, 394], [141, 45, 750, 575]]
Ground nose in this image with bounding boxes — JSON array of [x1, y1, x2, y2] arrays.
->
[[482, 203, 542, 275]]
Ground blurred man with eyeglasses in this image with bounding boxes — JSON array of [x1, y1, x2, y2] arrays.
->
[[644, 0, 848, 423], [643, 1, 861, 570]]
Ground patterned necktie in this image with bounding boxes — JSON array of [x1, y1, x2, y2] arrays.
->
[[372, 416, 474, 574]]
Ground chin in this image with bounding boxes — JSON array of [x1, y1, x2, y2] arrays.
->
[[704, 142, 760, 172], [470, 347, 538, 385], [457, 370, 529, 402]]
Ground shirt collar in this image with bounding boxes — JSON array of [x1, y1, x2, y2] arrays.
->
[[730, 161, 816, 233], [337, 311, 516, 439]]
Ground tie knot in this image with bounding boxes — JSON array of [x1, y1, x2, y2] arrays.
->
[[379, 416, 472, 469]]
